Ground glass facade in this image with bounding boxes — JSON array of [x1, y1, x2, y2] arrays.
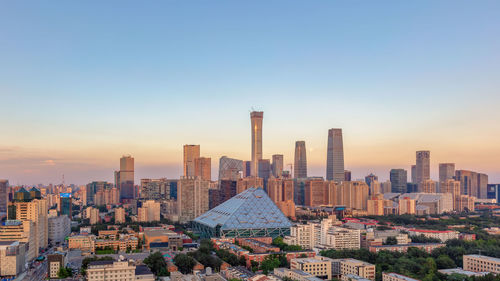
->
[[193, 187, 291, 239]]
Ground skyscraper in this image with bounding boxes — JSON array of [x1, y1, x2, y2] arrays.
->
[[411, 165, 417, 183], [258, 159, 271, 181], [194, 157, 211, 181], [326, 128, 344, 182], [272, 154, 284, 178], [416, 151, 430, 185], [390, 169, 408, 193], [439, 163, 455, 183], [365, 173, 378, 188], [294, 141, 307, 178], [58, 193, 72, 218], [118, 155, 135, 200], [183, 145, 200, 177], [0, 180, 8, 213], [218, 156, 244, 181], [250, 111, 263, 177]]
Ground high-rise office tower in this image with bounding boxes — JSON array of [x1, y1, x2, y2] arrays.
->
[[250, 111, 263, 177], [258, 159, 271, 181], [272, 154, 284, 178], [390, 169, 408, 193], [294, 141, 307, 178], [344, 170, 352, 181], [0, 180, 7, 213], [243, 161, 251, 178], [478, 173, 489, 199], [194, 157, 211, 181], [326, 128, 344, 182], [439, 163, 455, 183], [218, 156, 243, 181], [118, 155, 135, 200], [416, 151, 430, 185], [365, 173, 378, 188], [411, 165, 417, 183], [455, 170, 478, 197], [183, 145, 200, 177], [58, 193, 72, 218]]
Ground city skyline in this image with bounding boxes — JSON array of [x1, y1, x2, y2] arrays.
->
[[1, 1, 500, 184]]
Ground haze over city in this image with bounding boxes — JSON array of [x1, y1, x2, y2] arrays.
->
[[1, 1, 500, 185]]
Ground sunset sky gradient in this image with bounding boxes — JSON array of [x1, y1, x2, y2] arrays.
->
[[1, 1, 499, 185]]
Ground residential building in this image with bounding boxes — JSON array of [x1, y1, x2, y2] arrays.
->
[[0, 220, 36, 261], [250, 111, 264, 177], [87, 260, 136, 281], [463, 255, 500, 274], [398, 197, 416, 215], [48, 215, 71, 245], [382, 273, 420, 281], [420, 180, 437, 193], [323, 227, 361, 250], [0, 180, 7, 214], [0, 241, 25, 278], [291, 258, 332, 279], [115, 207, 126, 224], [68, 235, 95, 254], [178, 177, 209, 222], [138, 200, 161, 222], [369, 243, 445, 254], [340, 259, 375, 281], [48, 253, 65, 279], [381, 181, 392, 194], [195, 157, 212, 181], [407, 229, 458, 242]]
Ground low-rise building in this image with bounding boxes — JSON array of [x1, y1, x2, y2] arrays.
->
[[48, 253, 66, 279], [87, 260, 136, 281], [407, 229, 458, 242], [463, 255, 500, 274], [382, 272, 420, 281], [273, 268, 323, 281], [0, 241, 26, 278], [68, 235, 95, 254], [290, 258, 332, 280], [368, 243, 445, 254], [340, 259, 375, 281], [342, 275, 371, 281]]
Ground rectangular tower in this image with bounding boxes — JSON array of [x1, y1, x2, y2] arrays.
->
[[416, 151, 430, 185], [183, 145, 200, 177], [119, 155, 135, 200], [439, 163, 455, 183], [272, 154, 284, 178], [294, 141, 307, 179], [327, 128, 344, 182], [250, 111, 263, 177]]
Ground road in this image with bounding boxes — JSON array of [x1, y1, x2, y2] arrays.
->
[[22, 260, 47, 281]]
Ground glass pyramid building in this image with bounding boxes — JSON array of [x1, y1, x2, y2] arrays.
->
[[193, 187, 292, 238]]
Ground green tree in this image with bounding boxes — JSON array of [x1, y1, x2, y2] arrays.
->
[[384, 236, 398, 245], [174, 254, 196, 274], [144, 251, 169, 276], [436, 255, 456, 269], [57, 267, 73, 279], [260, 256, 280, 274]]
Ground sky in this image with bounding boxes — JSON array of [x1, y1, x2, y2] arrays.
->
[[1, 1, 500, 185]]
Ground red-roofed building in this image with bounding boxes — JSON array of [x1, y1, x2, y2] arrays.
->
[[408, 229, 458, 242]]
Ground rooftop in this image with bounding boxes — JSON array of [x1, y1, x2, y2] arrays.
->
[[383, 273, 420, 281], [135, 265, 153, 276], [194, 187, 291, 230], [465, 254, 500, 263]]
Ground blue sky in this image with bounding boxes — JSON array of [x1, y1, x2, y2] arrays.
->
[[1, 1, 499, 185]]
